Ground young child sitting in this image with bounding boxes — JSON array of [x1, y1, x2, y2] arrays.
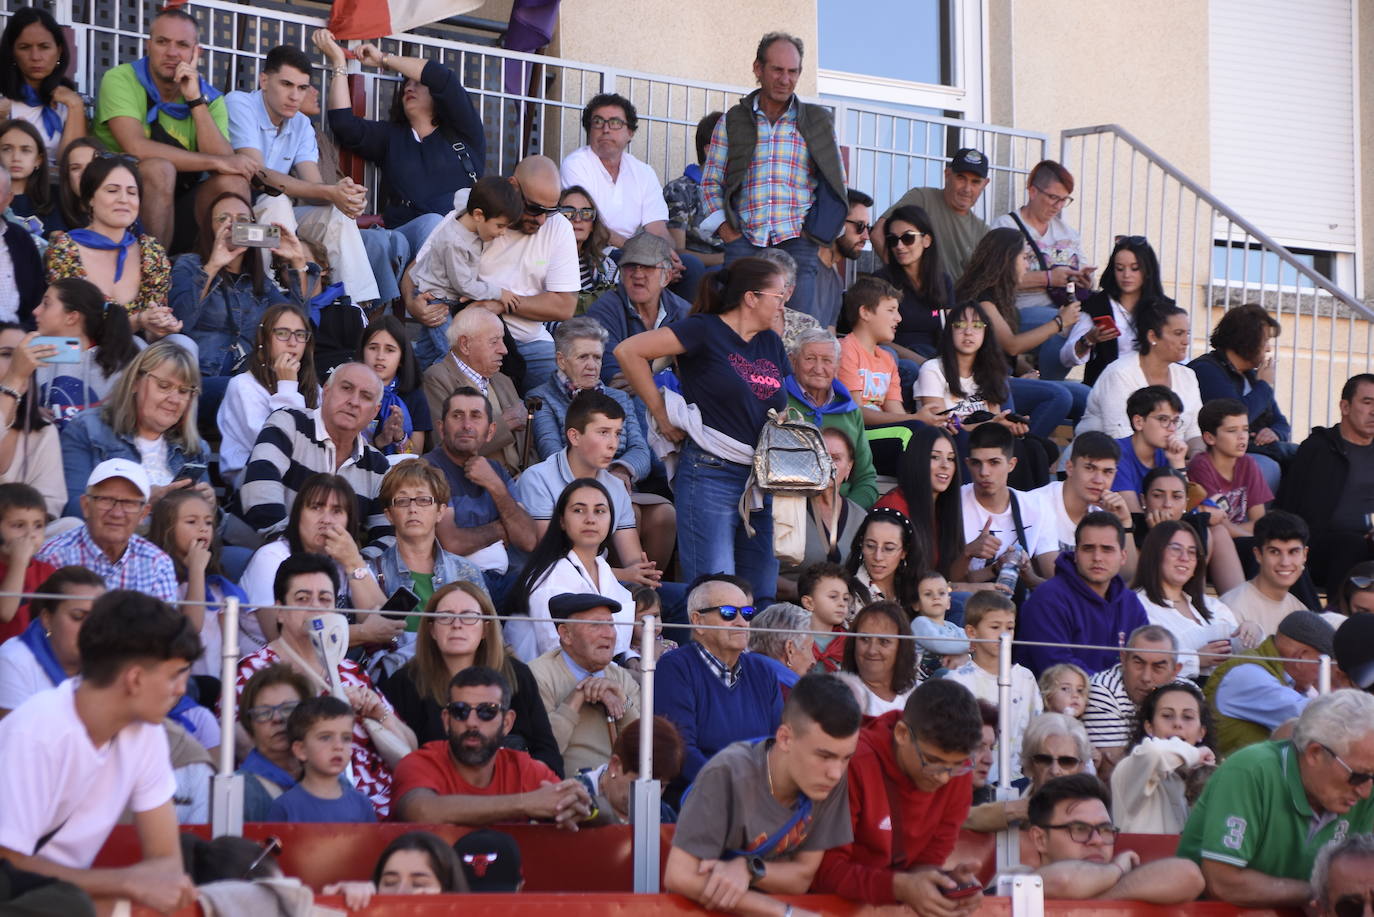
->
[[1038, 662, 1089, 719], [621, 585, 677, 680], [0, 483, 55, 643], [910, 570, 969, 679], [266, 696, 377, 824], [1186, 397, 1272, 539], [945, 591, 1041, 779], [797, 561, 852, 673]]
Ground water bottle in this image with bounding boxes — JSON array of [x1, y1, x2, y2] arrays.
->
[[996, 545, 1026, 594]]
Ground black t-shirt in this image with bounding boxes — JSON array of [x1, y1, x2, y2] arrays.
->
[[866, 267, 954, 357], [1333, 438, 1374, 533], [672, 313, 787, 447]]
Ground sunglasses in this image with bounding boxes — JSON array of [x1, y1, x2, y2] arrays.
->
[[700, 604, 756, 621], [886, 230, 922, 248], [447, 701, 505, 722], [1332, 894, 1374, 917], [1322, 744, 1374, 787], [1114, 234, 1149, 246], [558, 205, 596, 221], [1030, 753, 1081, 769], [525, 202, 562, 216]]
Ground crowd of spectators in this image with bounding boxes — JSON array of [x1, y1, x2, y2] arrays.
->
[[0, 10, 1372, 915]]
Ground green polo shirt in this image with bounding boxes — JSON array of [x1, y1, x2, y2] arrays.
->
[[1177, 740, 1374, 880], [94, 62, 230, 154]]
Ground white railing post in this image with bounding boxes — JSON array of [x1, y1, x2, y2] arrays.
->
[[995, 632, 1018, 873], [1319, 654, 1332, 695], [211, 597, 244, 837], [631, 615, 661, 894]]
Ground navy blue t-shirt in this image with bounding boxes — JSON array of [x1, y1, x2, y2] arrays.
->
[[671, 313, 787, 448], [1111, 435, 1168, 496], [265, 780, 377, 823]]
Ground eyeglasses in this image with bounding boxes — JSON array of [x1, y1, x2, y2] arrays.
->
[[1165, 542, 1200, 560], [1114, 234, 1149, 246], [270, 327, 312, 343], [85, 493, 147, 515], [525, 201, 562, 216], [1039, 821, 1120, 843], [1036, 189, 1074, 206], [700, 604, 756, 622], [446, 701, 505, 722], [752, 289, 788, 303], [389, 495, 436, 509], [141, 371, 200, 399], [242, 836, 282, 880], [1030, 753, 1082, 769], [951, 321, 987, 331], [843, 219, 871, 234], [245, 701, 300, 723], [1331, 892, 1374, 917], [1149, 414, 1183, 429], [589, 115, 627, 131], [1347, 575, 1374, 590], [885, 230, 922, 248], [913, 741, 974, 777], [434, 611, 482, 628], [1321, 744, 1374, 787], [558, 206, 596, 221]]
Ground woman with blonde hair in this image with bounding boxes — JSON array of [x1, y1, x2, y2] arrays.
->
[[58, 338, 211, 517], [378, 580, 563, 775]]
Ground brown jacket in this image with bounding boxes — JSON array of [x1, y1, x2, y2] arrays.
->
[[422, 356, 524, 473]]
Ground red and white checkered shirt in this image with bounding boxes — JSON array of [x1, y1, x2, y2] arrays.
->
[[702, 96, 817, 247]]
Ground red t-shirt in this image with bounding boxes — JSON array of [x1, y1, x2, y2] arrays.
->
[[0, 559, 57, 643], [391, 741, 559, 815]]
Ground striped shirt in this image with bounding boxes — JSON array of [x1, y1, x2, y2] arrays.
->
[[36, 525, 178, 603], [239, 407, 393, 543], [1083, 664, 1136, 750], [701, 96, 816, 247]]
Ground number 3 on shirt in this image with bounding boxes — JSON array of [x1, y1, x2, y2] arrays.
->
[[1222, 816, 1247, 850]]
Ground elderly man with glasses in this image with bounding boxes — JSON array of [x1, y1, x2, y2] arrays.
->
[[1021, 773, 1203, 902], [814, 678, 987, 913], [656, 575, 784, 791], [37, 459, 179, 602], [1179, 690, 1374, 908]]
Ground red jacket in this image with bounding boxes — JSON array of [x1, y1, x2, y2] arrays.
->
[[812, 711, 972, 904]]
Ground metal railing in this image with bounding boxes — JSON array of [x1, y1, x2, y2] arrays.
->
[[1062, 123, 1372, 438]]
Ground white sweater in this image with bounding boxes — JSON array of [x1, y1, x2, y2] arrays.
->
[[1110, 735, 1207, 834], [1076, 356, 1203, 441], [216, 375, 316, 487]]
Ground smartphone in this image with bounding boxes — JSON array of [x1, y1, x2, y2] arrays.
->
[[231, 222, 281, 249], [940, 872, 984, 900], [31, 335, 81, 364], [381, 586, 419, 621], [1092, 315, 1118, 334], [177, 462, 207, 482]]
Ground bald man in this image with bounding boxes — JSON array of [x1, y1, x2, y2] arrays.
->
[[407, 155, 580, 391]]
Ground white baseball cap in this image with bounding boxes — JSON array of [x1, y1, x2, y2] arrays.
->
[[86, 458, 152, 500]]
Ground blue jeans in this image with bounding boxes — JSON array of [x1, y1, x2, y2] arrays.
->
[[675, 441, 778, 604], [395, 212, 445, 261], [669, 250, 706, 304], [360, 226, 410, 303], [515, 338, 556, 394], [723, 235, 822, 322], [1008, 376, 1075, 439], [1020, 304, 1071, 381]]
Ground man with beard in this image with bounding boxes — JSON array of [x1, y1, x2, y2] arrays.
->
[[391, 666, 592, 827], [814, 189, 872, 330]]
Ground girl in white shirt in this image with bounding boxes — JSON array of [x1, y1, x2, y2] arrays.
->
[[217, 303, 321, 487], [915, 301, 1012, 425], [506, 477, 635, 663], [1130, 521, 1258, 679]]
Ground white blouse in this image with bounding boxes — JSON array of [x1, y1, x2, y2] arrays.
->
[[1134, 588, 1239, 678], [504, 551, 636, 663], [1077, 356, 1203, 441]]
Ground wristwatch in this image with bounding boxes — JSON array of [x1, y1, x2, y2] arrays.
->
[[348, 565, 373, 581], [745, 855, 766, 883], [186, 96, 207, 109]]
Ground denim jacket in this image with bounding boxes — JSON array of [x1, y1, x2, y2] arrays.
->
[[366, 540, 488, 603], [527, 376, 652, 481], [59, 408, 209, 518], [169, 254, 314, 377]]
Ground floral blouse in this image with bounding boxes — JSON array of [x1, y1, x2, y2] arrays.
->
[[45, 231, 172, 315]]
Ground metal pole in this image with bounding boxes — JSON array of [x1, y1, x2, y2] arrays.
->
[[631, 615, 662, 894], [1319, 654, 1332, 695], [995, 632, 1018, 874], [211, 598, 245, 837]]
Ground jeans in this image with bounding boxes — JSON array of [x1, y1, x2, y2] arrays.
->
[[675, 441, 778, 604], [669, 250, 707, 304], [360, 226, 410, 303], [515, 338, 556, 394], [1007, 375, 1075, 439], [395, 212, 445, 260], [1020, 304, 1071, 380], [723, 235, 821, 322]]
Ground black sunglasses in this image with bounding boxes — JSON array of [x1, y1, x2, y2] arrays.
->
[[886, 230, 922, 248], [1114, 234, 1149, 246], [447, 701, 505, 722], [700, 604, 756, 621], [1332, 894, 1374, 917], [525, 201, 562, 216], [1030, 753, 1081, 769], [1322, 744, 1374, 788]]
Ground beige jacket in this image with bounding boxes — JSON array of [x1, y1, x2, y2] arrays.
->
[[421, 356, 523, 472], [528, 647, 641, 776]]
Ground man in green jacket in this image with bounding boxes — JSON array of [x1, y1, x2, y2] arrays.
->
[[784, 327, 877, 509]]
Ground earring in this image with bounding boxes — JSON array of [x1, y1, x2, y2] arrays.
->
[[44, 630, 51, 638]]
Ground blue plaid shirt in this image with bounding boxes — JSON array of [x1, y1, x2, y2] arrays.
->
[[37, 525, 179, 603], [702, 96, 816, 246]]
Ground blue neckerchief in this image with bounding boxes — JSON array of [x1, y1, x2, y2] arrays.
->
[[207, 574, 248, 608], [20, 84, 63, 140], [240, 748, 298, 790], [66, 228, 138, 282], [131, 57, 222, 123], [308, 282, 345, 325], [168, 693, 199, 734], [18, 619, 66, 686], [684, 163, 703, 185], [366, 379, 414, 454]]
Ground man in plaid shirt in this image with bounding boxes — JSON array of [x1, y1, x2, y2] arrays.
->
[[701, 32, 847, 322], [37, 459, 179, 603]]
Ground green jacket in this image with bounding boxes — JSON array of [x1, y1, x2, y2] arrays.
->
[[1204, 636, 1289, 758], [786, 380, 878, 510]]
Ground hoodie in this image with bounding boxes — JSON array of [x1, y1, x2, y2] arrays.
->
[[785, 376, 879, 509], [1275, 424, 1352, 536], [812, 711, 972, 904], [1015, 551, 1149, 676]]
